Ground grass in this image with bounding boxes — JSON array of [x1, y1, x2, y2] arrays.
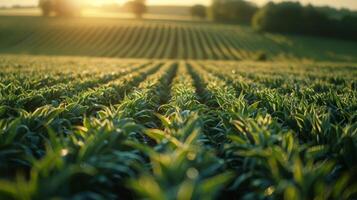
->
[[0, 54, 356, 199], [1, 16, 357, 61]]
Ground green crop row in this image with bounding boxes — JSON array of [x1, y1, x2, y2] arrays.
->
[[0, 55, 356, 200]]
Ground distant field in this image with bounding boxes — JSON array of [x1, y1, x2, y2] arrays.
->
[[1, 16, 357, 61]]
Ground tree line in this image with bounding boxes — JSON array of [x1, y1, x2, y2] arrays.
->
[[252, 2, 357, 41], [190, 0, 357, 41]]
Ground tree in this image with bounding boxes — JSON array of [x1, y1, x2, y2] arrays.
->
[[211, 0, 258, 24], [38, 0, 80, 17], [252, 2, 303, 33], [191, 5, 207, 19], [124, 0, 147, 19], [39, 0, 54, 16]]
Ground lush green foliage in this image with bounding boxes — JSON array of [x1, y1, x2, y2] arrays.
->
[[1, 16, 357, 62], [190, 5, 207, 19], [252, 2, 357, 41], [210, 0, 258, 24], [0, 55, 356, 199]]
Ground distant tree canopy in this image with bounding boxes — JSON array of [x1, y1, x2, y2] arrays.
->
[[124, 0, 147, 19], [39, 0, 80, 17], [211, 0, 258, 24], [252, 2, 327, 34], [191, 5, 207, 19], [252, 2, 357, 41], [316, 6, 357, 19], [39, 0, 53, 16]]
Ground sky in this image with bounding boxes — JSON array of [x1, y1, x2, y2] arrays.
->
[[1, 0, 357, 10]]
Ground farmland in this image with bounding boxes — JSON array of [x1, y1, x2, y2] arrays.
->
[[1, 16, 357, 62], [0, 15, 357, 200], [0, 54, 356, 199]]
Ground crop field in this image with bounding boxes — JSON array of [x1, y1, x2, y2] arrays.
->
[[1, 16, 357, 62], [0, 12, 357, 200], [0, 54, 356, 199]]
